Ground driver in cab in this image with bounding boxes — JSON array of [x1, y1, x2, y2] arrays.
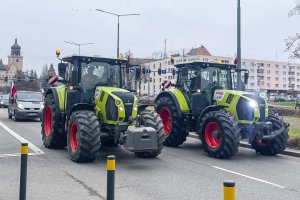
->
[[81, 66, 101, 88]]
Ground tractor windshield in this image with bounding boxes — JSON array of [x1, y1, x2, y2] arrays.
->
[[178, 66, 232, 93], [80, 61, 121, 89]]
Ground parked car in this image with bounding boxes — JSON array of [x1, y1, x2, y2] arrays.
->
[[0, 94, 9, 108], [8, 91, 43, 121]]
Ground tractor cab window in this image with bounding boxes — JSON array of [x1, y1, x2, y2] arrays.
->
[[179, 67, 231, 92], [80, 61, 121, 89]]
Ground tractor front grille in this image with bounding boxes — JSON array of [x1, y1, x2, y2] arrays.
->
[[244, 94, 266, 122], [112, 91, 134, 122], [106, 95, 118, 121], [236, 97, 254, 121]]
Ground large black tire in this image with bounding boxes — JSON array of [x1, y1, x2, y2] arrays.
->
[[41, 94, 66, 149], [67, 110, 101, 162], [155, 97, 188, 147], [135, 110, 165, 158], [199, 111, 241, 159], [251, 113, 289, 156]]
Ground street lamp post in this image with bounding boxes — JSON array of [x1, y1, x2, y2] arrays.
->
[[237, 0, 242, 90], [95, 9, 140, 58], [64, 41, 94, 55]]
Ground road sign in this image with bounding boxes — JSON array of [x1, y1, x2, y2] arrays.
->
[[49, 75, 58, 85], [146, 69, 151, 74], [162, 70, 166, 74], [163, 80, 172, 89]]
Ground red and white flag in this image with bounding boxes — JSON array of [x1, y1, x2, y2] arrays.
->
[[11, 81, 16, 97], [233, 54, 238, 65]]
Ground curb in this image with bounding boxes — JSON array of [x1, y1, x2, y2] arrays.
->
[[188, 134, 300, 158]]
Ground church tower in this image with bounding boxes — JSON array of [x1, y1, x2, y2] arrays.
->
[[8, 38, 23, 71]]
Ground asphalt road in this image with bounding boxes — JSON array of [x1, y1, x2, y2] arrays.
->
[[0, 108, 299, 200]]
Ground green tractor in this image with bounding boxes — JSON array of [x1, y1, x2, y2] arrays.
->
[[41, 52, 165, 162], [155, 62, 289, 159]]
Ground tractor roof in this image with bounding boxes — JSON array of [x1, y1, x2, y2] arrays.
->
[[175, 61, 236, 70], [62, 55, 128, 65]]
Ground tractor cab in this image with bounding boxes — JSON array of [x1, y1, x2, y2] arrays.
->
[[58, 55, 127, 104], [175, 62, 238, 114]]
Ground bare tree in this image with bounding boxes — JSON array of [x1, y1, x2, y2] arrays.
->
[[285, 1, 300, 60]]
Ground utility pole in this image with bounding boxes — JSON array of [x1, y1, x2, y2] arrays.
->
[[164, 39, 167, 59], [237, 0, 242, 90]]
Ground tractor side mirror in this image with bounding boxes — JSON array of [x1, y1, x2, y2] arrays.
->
[[71, 70, 78, 86], [244, 72, 249, 85], [58, 63, 67, 78]]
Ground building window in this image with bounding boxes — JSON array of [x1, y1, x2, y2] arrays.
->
[[144, 86, 145, 90], [275, 84, 279, 87], [159, 63, 161, 68], [275, 77, 279, 81], [267, 70, 270, 74], [267, 77, 270, 80], [250, 76, 254, 80], [267, 64, 271, 68], [283, 84, 286, 87], [276, 71, 279, 75], [283, 71, 286, 75], [159, 78, 161, 82], [283, 78, 286, 82], [153, 64, 155, 69], [275, 65, 279, 68], [154, 85, 155, 89], [250, 69, 254, 73], [267, 83, 270, 87], [283, 65, 286, 69]]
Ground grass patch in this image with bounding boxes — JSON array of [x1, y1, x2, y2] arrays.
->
[[283, 116, 300, 138], [270, 102, 296, 107]]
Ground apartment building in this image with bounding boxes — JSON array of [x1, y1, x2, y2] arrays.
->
[[139, 46, 300, 99]]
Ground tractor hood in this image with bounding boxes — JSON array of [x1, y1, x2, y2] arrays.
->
[[94, 86, 138, 125], [213, 89, 268, 123]]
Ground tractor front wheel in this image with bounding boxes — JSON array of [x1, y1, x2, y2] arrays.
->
[[41, 94, 66, 149], [155, 97, 188, 147], [251, 113, 289, 156], [135, 110, 165, 158], [67, 110, 101, 162], [200, 111, 241, 159]]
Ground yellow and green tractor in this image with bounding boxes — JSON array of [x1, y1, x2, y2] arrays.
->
[[41, 52, 165, 162], [155, 62, 289, 158]]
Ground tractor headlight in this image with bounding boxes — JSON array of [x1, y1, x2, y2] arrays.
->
[[133, 106, 138, 111], [17, 104, 24, 110], [119, 106, 124, 111], [115, 100, 121, 105], [248, 101, 258, 109], [40, 104, 44, 109]]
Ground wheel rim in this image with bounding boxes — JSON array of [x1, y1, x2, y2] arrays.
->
[[44, 106, 52, 137], [205, 122, 221, 149], [159, 107, 171, 136], [70, 123, 78, 152]]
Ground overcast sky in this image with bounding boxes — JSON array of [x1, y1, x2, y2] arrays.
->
[[0, 0, 299, 75]]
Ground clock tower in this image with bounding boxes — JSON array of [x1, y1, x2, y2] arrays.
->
[[8, 38, 23, 71]]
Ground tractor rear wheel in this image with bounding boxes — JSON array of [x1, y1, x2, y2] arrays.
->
[[41, 94, 66, 149], [135, 110, 165, 158], [199, 111, 241, 159], [67, 110, 101, 162], [251, 113, 288, 156], [155, 97, 188, 146]]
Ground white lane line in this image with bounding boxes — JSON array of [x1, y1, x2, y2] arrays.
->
[[0, 152, 40, 158], [212, 165, 286, 189], [0, 121, 45, 155]]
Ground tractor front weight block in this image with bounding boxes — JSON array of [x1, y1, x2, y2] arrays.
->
[[121, 127, 158, 152]]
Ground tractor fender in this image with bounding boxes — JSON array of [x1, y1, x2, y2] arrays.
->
[[155, 91, 182, 119], [69, 103, 94, 117], [196, 105, 228, 133], [45, 88, 60, 110]]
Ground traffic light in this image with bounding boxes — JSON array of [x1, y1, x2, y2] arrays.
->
[[170, 55, 175, 65], [142, 67, 146, 74], [136, 67, 141, 80], [4, 76, 8, 82], [158, 68, 162, 75]]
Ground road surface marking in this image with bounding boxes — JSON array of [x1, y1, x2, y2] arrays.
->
[[0, 152, 40, 158], [0, 121, 45, 155], [212, 165, 286, 189]]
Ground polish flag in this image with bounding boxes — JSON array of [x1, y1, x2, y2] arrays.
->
[[11, 81, 17, 97], [233, 54, 238, 65]]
